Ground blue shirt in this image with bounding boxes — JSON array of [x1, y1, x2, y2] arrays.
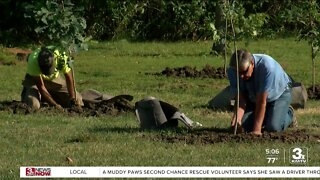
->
[[228, 54, 291, 103]]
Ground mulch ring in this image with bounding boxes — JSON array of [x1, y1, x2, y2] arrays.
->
[[307, 85, 320, 100], [147, 64, 226, 79], [0, 99, 134, 116], [149, 128, 320, 144]]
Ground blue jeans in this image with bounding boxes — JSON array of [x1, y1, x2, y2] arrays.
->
[[241, 89, 293, 132]]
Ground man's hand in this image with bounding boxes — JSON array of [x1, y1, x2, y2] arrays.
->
[[231, 122, 243, 134], [69, 98, 81, 107], [250, 131, 262, 136], [69, 98, 83, 113], [69, 98, 77, 107], [55, 104, 64, 112], [231, 117, 241, 127]]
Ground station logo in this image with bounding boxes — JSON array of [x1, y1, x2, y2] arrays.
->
[[26, 167, 51, 176], [289, 147, 308, 164]]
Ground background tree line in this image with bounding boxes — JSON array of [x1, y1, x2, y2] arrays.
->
[[0, 0, 318, 46], [0, 0, 319, 91]]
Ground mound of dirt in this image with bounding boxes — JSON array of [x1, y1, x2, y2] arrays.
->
[[150, 128, 320, 144], [0, 99, 134, 116], [73, 99, 135, 116], [307, 85, 320, 100], [0, 61, 16, 66], [0, 100, 32, 114], [5, 47, 32, 61], [149, 65, 226, 79]]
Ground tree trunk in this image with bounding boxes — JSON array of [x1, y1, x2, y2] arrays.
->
[[224, 15, 228, 75], [211, 0, 226, 56], [312, 44, 316, 93]]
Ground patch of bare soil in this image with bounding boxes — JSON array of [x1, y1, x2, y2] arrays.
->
[[0, 100, 32, 114], [149, 64, 226, 79], [5, 48, 32, 61], [0, 99, 134, 116], [150, 128, 320, 144], [0, 61, 16, 66], [307, 85, 320, 100]]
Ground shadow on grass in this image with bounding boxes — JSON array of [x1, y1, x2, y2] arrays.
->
[[196, 105, 233, 112], [65, 133, 98, 143], [88, 126, 142, 134], [87, 126, 231, 135]]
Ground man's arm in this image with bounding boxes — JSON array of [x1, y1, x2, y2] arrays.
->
[[231, 93, 246, 127], [252, 92, 268, 135], [64, 71, 76, 103], [33, 76, 62, 109]]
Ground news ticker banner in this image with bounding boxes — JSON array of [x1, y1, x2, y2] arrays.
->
[[20, 166, 320, 178]]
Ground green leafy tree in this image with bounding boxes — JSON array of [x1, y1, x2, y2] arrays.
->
[[211, 0, 268, 74], [24, 0, 88, 53], [295, 0, 320, 92]]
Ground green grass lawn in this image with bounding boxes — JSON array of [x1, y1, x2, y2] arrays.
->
[[0, 38, 319, 179]]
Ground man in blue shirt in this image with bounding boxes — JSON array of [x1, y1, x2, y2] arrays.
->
[[227, 49, 295, 135]]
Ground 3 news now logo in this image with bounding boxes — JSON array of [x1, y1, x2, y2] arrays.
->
[[26, 167, 51, 176]]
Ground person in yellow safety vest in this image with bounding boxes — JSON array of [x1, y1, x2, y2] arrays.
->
[[21, 46, 83, 110]]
